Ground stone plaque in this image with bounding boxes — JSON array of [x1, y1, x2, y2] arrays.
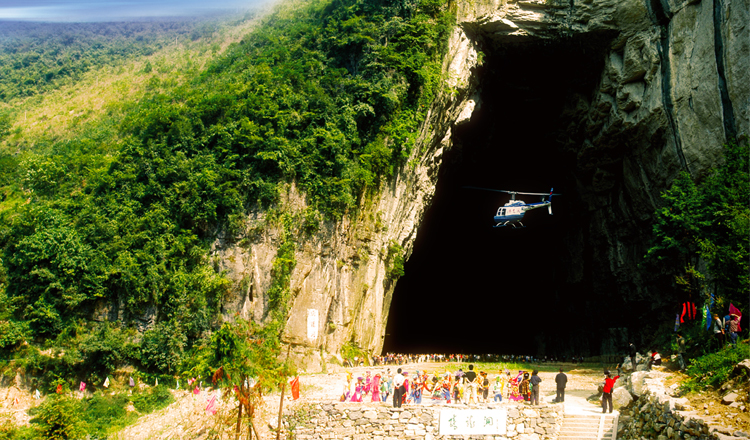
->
[[307, 309, 319, 341], [439, 408, 507, 436]]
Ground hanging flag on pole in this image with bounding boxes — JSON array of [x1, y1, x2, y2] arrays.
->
[[155, 377, 158, 387], [103, 377, 110, 388], [289, 376, 300, 400], [129, 377, 135, 387], [729, 303, 742, 331], [34, 389, 40, 400], [79, 382, 86, 393], [176, 379, 180, 390], [56, 384, 62, 394]]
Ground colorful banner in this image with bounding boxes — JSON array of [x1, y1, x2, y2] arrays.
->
[[439, 408, 507, 436]]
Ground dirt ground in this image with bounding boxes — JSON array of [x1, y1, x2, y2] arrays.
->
[[663, 370, 750, 435]]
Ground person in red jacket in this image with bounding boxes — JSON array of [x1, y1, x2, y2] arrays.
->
[[601, 370, 620, 413]]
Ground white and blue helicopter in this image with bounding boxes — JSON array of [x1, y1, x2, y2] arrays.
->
[[466, 187, 560, 228]]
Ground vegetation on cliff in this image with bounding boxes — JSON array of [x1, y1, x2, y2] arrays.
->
[[0, 0, 455, 395], [644, 138, 749, 350]]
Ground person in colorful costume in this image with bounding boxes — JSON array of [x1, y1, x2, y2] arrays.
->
[[507, 371, 524, 401], [364, 371, 372, 398], [401, 372, 410, 405], [519, 372, 531, 402], [371, 373, 381, 402], [493, 376, 504, 402], [351, 377, 364, 402], [380, 373, 390, 402], [343, 371, 353, 401], [411, 371, 422, 404]]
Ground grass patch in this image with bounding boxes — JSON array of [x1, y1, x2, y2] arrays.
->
[[682, 341, 749, 392], [20, 385, 175, 440]]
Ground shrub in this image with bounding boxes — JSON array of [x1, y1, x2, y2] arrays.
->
[[682, 342, 750, 392], [130, 385, 175, 414], [30, 395, 85, 440]]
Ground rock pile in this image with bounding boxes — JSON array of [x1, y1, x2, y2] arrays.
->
[[285, 402, 562, 440], [617, 368, 749, 440]]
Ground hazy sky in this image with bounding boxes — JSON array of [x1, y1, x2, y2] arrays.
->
[[0, 0, 260, 22]]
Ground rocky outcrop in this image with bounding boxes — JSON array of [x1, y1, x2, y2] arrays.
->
[[213, 0, 748, 367]]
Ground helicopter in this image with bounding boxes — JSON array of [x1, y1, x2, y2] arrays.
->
[[465, 187, 561, 228]]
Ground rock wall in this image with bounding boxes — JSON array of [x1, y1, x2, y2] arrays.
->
[[212, 0, 748, 366], [285, 403, 562, 440]]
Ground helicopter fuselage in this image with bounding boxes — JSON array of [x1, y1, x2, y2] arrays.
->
[[493, 200, 551, 227]]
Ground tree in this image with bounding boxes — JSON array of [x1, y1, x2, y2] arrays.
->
[[645, 139, 749, 313]]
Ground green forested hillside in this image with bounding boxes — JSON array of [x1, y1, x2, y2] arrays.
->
[[0, 20, 221, 102], [0, 0, 454, 390]]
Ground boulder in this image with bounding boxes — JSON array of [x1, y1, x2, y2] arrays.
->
[[612, 387, 634, 408], [722, 392, 739, 405], [731, 360, 750, 379], [629, 371, 648, 396]]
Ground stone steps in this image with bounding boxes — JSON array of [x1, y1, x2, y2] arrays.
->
[[558, 414, 618, 440]]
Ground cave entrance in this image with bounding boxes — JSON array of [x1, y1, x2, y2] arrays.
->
[[382, 33, 615, 356]]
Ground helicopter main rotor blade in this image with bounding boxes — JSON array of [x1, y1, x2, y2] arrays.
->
[[464, 186, 561, 196], [462, 186, 509, 193]]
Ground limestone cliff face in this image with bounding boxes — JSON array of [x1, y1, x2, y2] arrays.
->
[[213, 0, 748, 368]]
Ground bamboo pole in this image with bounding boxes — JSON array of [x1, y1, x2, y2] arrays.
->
[[276, 380, 285, 440], [236, 383, 244, 440]]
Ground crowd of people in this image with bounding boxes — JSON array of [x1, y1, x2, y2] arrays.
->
[[344, 353, 587, 367], [339, 365, 561, 407]]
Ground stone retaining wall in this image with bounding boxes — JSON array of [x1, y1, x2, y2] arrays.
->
[[286, 403, 562, 440]]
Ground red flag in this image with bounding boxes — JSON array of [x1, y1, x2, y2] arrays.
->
[[680, 303, 686, 323], [289, 376, 300, 400], [56, 384, 62, 394], [205, 395, 218, 415], [729, 303, 742, 331]]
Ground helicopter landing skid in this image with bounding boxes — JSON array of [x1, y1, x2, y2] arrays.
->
[[493, 221, 525, 229]]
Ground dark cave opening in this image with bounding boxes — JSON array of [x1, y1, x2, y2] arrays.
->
[[382, 34, 618, 356]]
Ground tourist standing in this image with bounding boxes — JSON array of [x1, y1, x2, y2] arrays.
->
[[464, 365, 478, 404], [529, 370, 542, 406], [601, 370, 619, 413], [480, 372, 490, 403], [554, 368, 567, 403], [628, 342, 637, 370], [676, 333, 686, 371], [712, 314, 725, 350], [727, 314, 740, 347], [392, 368, 405, 408]]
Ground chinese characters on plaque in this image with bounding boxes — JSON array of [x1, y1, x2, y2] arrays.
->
[[439, 409, 507, 436]]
